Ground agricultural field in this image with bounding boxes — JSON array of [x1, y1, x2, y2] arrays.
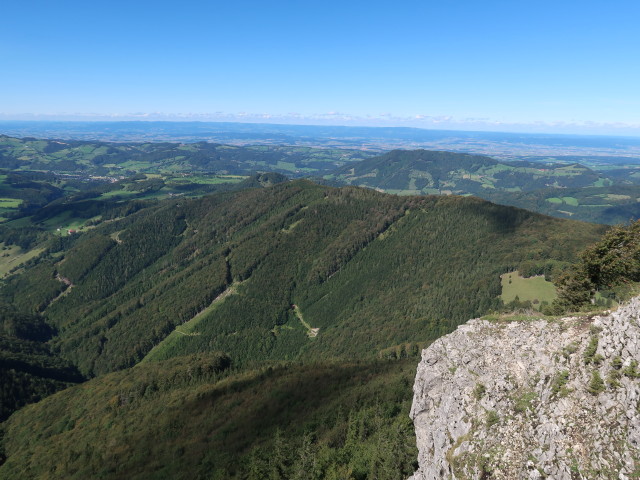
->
[[546, 196, 579, 206], [0, 198, 23, 208], [95, 173, 248, 202], [500, 270, 558, 309]]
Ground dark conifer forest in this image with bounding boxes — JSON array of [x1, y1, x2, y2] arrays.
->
[[0, 171, 610, 478]]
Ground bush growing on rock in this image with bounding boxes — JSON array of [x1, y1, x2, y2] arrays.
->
[[551, 220, 640, 312]]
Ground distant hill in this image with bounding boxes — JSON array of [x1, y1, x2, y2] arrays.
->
[[3, 121, 640, 162], [0, 134, 372, 177], [327, 149, 640, 224], [2, 135, 639, 224], [329, 149, 609, 194]]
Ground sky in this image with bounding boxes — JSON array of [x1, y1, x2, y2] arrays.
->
[[1, 0, 639, 135]]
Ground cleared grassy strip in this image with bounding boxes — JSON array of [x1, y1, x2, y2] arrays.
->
[[37, 211, 97, 234], [292, 304, 319, 337], [500, 270, 557, 309], [140, 283, 241, 363], [600, 194, 632, 201]]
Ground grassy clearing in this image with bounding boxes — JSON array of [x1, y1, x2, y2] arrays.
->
[[561, 197, 579, 206], [500, 270, 557, 309], [275, 161, 297, 171], [3, 216, 32, 228], [600, 194, 632, 201], [36, 212, 98, 235], [0, 243, 45, 277], [593, 178, 612, 187], [177, 174, 246, 185], [546, 197, 579, 206], [100, 189, 138, 199], [0, 198, 23, 208]]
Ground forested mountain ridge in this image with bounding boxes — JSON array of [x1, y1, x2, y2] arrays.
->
[[0, 179, 610, 479], [327, 149, 640, 224], [0, 180, 604, 380], [329, 149, 609, 193]]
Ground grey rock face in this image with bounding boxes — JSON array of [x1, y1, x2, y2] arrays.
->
[[408, 297, 640, 480]]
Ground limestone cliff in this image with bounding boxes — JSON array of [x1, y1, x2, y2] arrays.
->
[[408, 296, 640, 480]]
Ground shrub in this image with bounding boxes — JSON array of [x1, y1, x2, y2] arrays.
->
[[551, 370, 571, 398], [473, 383, 486, 400], [587, 370, 605, 395]]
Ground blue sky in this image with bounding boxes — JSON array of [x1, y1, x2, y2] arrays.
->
[[1, 0, 639, 135]]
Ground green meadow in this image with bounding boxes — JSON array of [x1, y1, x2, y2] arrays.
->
[[0, 243, 45, 277], [500, 270, 558, 309]]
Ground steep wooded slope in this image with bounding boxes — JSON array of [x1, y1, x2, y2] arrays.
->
[[0, 305, 82, 421], [0, 356, 417, 480], [0, 181, 604, 378]]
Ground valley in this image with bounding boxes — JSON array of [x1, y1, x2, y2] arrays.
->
[[0, 129, 637, 479], [5, 1, 640, 476]]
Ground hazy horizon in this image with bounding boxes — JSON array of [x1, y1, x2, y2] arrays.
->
[[1, 0, 639, 137], [2, 116, 640, 139]]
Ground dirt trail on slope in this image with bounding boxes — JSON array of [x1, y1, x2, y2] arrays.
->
[[46, 274, 75, 308], [292, 304, 319, 337]]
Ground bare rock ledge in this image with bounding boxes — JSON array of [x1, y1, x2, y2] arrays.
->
[[409, 296, 640, 480]]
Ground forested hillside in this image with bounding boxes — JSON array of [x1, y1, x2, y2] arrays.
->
[[0, 305, 82, 421], [0, 181, 604, 379], [0, 180, 609, 478], [327, 149, 640, 224], [0, 354, 418, 479], [329, 150, 609, 193]]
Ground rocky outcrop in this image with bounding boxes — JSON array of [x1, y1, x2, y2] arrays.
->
[[409, 296, 640, 480]]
